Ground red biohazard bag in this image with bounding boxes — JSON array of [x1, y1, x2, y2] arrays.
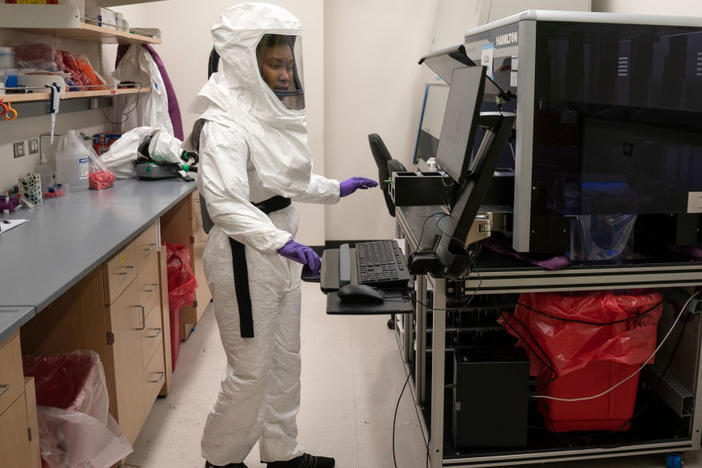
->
[[499, 290, 663, 378], [22, 351, 132, 467], [166, 243, 197, 312]]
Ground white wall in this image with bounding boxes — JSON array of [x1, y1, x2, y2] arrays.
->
[[112, 0, 326, 245], [478, 0, 591, 25], [323, 0, 440, 241], [592, 0, 702, 15], [432, 0, 481, 52]]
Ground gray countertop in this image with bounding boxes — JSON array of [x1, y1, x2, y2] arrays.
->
[[0, 178, 196, 340], [0, 307, 34, 343]]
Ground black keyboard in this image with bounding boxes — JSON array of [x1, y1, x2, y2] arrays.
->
[[355, 240, 410, 288]]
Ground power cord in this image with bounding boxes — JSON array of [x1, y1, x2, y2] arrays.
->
[[531, 290, 701, 402], [415, 212, 446, 252], [392, 370, 413, 468], [515, 300, 663, 326]]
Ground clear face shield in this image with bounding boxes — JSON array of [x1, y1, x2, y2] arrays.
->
[[256, 34, 305, 110]]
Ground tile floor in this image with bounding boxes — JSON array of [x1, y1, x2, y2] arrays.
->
[[124, 283, 702, 468]]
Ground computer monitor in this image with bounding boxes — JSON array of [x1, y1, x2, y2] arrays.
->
[[435, 110, 515, 278], [434, 66, 486, 185], [413, 83, 449, 165]]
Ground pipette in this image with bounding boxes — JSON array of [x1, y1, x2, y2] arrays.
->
[[46, 83, 61, 143]]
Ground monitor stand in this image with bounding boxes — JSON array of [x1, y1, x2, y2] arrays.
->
[[434, 112, 516, 279]]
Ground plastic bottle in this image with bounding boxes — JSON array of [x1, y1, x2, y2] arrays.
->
[[38, 152, 53, 192], [55, 132, 89, 192], [0, 46, 15, 69]]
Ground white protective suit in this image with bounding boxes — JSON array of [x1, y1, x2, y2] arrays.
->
[[113, 45, 173, 135], [190, 3, 340, 465]]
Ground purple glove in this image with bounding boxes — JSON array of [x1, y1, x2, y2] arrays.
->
[[277, 239, 321, 275], [340, 177, 379, 197]]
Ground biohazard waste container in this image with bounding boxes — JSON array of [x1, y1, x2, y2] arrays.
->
[[166, 243, 197, 371], [23, 350, 133, 467], [499, 289, 662, 432]]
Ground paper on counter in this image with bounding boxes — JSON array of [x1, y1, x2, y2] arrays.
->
[[0, 219, 28, 234]]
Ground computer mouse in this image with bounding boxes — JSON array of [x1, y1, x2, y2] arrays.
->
[[337, 284, 384, 304]]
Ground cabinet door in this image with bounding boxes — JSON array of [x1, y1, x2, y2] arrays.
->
[[109, 284, 145, 444], [144, 344, 165, 410], [0, 393, 32, 468], [0, 332, 23, 415]]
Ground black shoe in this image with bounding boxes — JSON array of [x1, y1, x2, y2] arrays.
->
[[267, 453, 335, 468], [205, 462, 247, 468]]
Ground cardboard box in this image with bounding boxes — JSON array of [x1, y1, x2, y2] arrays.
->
[[84, 5, 117, 28]]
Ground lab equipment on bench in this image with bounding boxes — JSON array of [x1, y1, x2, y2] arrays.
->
[[135, 132, 198, 180], [18, 173, 42, 206], [464, 11, 702, 254], [46, 83, 61, 143]]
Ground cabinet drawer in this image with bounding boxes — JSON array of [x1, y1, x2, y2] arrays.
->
[[137, 255, 160, 317], [0, 333, 24, 416], [0, 393, 32, 468], [141, 306, 163, 368], [106, 244, 137, 304], [134, 223, 159, 273], [144, 344, 165, 407]]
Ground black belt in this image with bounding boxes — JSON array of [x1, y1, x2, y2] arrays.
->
[[229, 196, 292, 338]]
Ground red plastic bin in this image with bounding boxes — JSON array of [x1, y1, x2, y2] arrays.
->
[[538, 361, 639, 432], [499, 290, 663, 434]]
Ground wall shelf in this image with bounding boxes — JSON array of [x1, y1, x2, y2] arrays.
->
[[0, 5, 161, 44], [97, 0, 166, 6], [2, 87, 151, 103]]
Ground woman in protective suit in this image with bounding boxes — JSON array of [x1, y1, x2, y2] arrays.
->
[[190, 3, 377, 468]]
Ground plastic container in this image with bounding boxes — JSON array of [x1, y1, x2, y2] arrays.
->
[[499, 290, 663, 433], [22, 351, 132, 468], [38, 152, 54, 191], [0, 46, 14, 69], [55, 131, 91, 192], [538, 361, 640, 432]]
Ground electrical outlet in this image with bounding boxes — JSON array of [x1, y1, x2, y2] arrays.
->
[[28, 138, 39, 155], [13, 141, 25, 159]]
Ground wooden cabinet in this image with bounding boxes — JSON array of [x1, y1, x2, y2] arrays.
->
[[108, 283, 145, 443], [0, 332, 24, 415], [20, 219, 172, 448], [106, 243, 138, 304], [105, 222, 168, 445], [0, 333, 39, 468], [0, 393, 33, 468], [134, 222, 159, 273], [24, 378, 41, 468]]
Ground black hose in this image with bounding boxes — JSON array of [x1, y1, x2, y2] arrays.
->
[[208, 48, 220, 78]]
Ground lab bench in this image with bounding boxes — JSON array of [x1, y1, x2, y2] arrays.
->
[[0, 178, 200, 466]]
